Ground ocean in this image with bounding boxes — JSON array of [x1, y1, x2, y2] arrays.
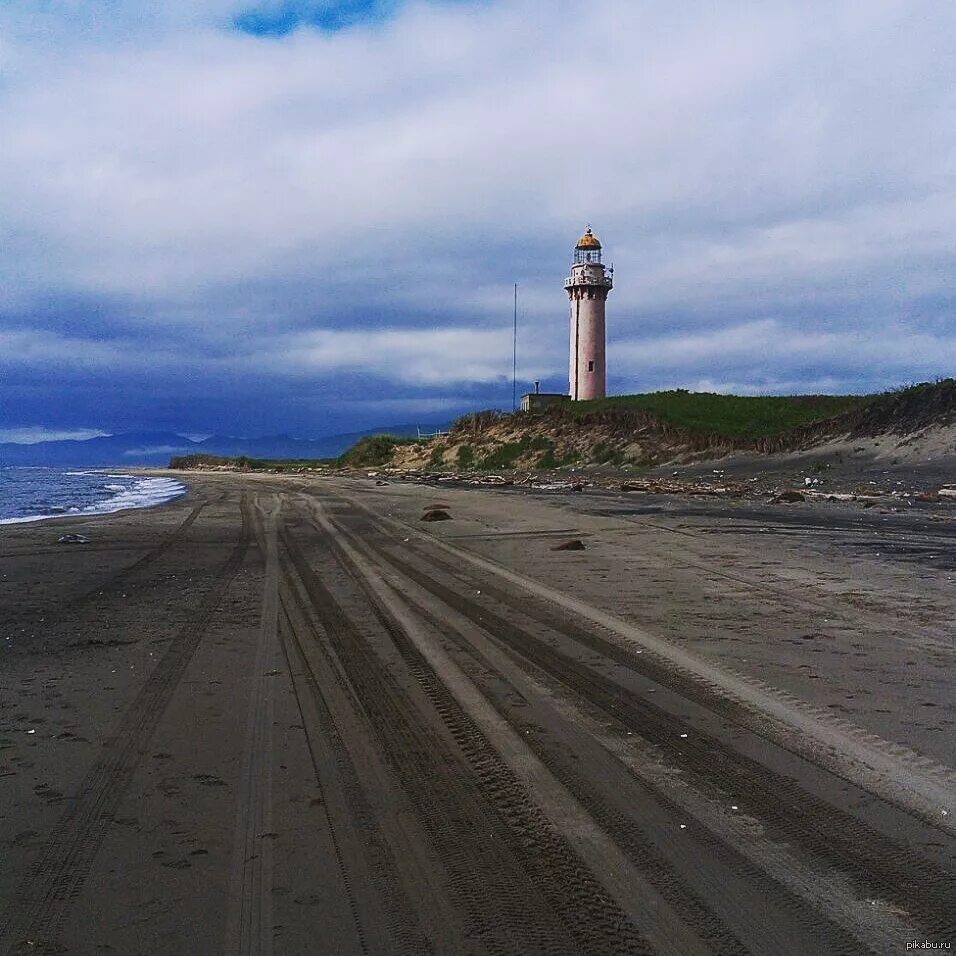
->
[[0, 467, 186, 525]]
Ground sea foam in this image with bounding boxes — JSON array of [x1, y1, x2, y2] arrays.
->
[[0, 471, 186, 525]]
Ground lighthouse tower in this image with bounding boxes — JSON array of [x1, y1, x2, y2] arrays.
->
[[566, 226, 612, 400]]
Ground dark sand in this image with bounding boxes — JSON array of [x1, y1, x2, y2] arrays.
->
[[1, 473, 953, 954]]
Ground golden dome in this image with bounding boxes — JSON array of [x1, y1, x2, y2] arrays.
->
[[575, 226, 602, 250]]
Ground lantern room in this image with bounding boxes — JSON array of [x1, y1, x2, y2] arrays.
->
[[573, 226, 603, 264]]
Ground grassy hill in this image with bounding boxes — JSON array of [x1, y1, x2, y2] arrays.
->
[[169, 381, 954, 474], [564, 391, 871, 439], [377, 381, 953, 472]]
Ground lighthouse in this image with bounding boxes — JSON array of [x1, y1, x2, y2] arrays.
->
[[566, 226, 612, 401]]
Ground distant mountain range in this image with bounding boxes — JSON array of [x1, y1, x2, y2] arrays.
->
[[0, 423, 450, 467]]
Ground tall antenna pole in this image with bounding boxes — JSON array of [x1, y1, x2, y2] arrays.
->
[[512, 282, 518, 412]]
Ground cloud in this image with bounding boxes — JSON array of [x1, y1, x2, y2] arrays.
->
[[121, 444, 197, 457], [0, 427, 112, 445], [270, 326, 541, 383], [616, 319, 956, 369], [0, 0, 953, 435], [0, 327, 132, 368]]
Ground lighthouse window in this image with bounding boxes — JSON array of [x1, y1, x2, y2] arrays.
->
[[587, 361, 595, 372]]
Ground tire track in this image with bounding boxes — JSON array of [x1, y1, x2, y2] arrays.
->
[[315, 502, 892, 954], [435, 610, 888, 954], [222, 495, 280, 956], [276, 578, 431, 955], [326, 504, 956, 943], [336, 491, 955, 829], [0, 494, 252, 956], [587, 506, 954, 650], [70, 498, 210, 607], [272, 489, 466, 954], [0, 498, 212, 645], [301, 507, 718, 955], [279, 511, 650, 955], [353, 555, 858, 955]]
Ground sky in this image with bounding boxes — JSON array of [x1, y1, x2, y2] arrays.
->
[[1, 0, 954, 441]]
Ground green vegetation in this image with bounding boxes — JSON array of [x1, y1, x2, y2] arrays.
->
[[175, 381, 949, 477], [536, 445, 576, 469], [170, 437, 422, 471], [169, 453, 232, 468], [263, 458, 332, 471], [427, 443, 447, 469], [477, 443, 524, 469], [565, 390, 872, 439], [477, 434, 550, 470], [589, 440, 626, 466], [336, 433, 424, 467], [169, 453, 333, 471], [452, 409, 504, 433]]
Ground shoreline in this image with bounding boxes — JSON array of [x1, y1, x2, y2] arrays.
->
[[0, 467, 188, 527]]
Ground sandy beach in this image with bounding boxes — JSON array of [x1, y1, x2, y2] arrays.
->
[[1, 472, 953, 954]]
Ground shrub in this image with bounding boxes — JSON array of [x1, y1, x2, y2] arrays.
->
[[337, 434, 422, 467], [537, 445, 571, 469], [428, 444, 447, 469], [477, 433, 552, 470], [451, 409, 505, 435], [477, 442, 524, 469]]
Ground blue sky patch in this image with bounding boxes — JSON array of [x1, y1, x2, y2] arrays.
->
[[235, 0, 411, 35]]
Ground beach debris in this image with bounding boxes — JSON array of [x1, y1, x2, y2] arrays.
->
[[620, 478, 748, 496], [773, 490, 805, 503], [551, 538, 586, 551], [57, 533, 89, 544], [421, 509, 452, 522], [375, 480, 388, 486], [531, 479, 589, 491]]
